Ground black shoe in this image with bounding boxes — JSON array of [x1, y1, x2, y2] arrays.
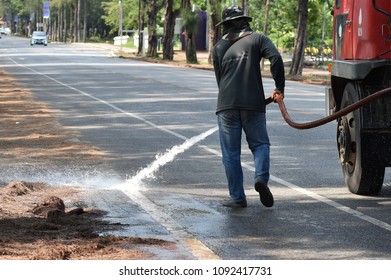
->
[[222, 199, 247, 208], [255, 180, 274, 207]]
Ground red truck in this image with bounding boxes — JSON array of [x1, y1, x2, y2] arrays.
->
[[327, 0, 390, 195]]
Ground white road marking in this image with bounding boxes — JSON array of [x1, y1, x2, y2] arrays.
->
[[9, 58, 391, 260]]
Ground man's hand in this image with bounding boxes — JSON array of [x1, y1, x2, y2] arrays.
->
[[272, 90, 284, 103]]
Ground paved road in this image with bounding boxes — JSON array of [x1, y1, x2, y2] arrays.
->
[[1, 35, 391, 259]]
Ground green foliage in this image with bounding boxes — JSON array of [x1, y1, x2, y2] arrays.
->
[[246, 0, 333, 52], [0, 0, 334, 54], [182, 9, 198, 33], [101, 1, 120, 32]]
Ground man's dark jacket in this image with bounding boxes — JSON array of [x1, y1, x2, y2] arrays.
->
[[213, 28, 285, 114]]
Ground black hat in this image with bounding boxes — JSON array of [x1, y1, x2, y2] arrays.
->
[[216, 6, 252, 27]]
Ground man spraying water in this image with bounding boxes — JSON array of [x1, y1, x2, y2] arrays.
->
[[212, 6, 285, 208]]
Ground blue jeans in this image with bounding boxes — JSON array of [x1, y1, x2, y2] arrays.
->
[[217, 110, 270, 202]]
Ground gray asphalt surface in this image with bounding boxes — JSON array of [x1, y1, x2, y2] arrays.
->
[[1, 35, 391, 260]]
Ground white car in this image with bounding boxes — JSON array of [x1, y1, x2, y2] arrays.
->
[[30, 31, 48, 46]]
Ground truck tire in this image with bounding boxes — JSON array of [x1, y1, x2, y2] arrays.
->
[[337, 82, 384, 195]]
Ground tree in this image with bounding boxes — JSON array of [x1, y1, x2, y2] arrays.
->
[[181, 0, 198, 63], [0, 0, 333, 74], [76, 0, 81, 42], [146, 0, 164, 57], [102, 0, 139, 36], [207, 0, 221, 64], [137, 0, 146, 55], [290, 0, 308, 76], [261, 0, 271, 70], [83, 0, 87, 42], [162, 0, 180, 60], [241, 0, 248, 15]]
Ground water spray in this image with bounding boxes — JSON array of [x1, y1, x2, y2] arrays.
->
[[126, 126, 218, 188]]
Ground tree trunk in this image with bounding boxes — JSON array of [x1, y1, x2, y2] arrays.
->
[[182, 0, 198, 64], [146, 0, 158, 57], [261, 0, 271, 70], [138, 0, 145, 55], [63, 5, 68, 43], [83, 0, 87, 42], [52, 19, 56, 42], [263, 0, 271, 37], [241, 0, 248, 15], [162, 0, 179, 60], [290, 0, 308, 76], [58, 7, 62, 42], [185, 32, 198, 63], [70, 4, 74, 42], [69, 4, 75, 42], [77, 0, 81, 42], [207, 0, 221, 64]]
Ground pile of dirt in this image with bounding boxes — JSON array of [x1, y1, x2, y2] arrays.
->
[[0, 180, 174, 260], [0, 70, 176, 259]]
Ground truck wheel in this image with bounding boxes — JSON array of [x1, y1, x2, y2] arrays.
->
[[337, 82, 384, 195]]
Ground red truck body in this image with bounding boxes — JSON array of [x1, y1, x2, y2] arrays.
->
[[334, 0, 390, 60], [329, 0, 391, 195]]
